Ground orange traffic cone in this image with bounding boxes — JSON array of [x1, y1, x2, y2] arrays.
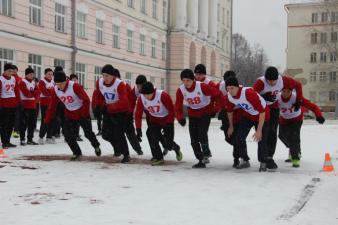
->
[[0, 148, 7, 158], [322, 153, 334, 172]]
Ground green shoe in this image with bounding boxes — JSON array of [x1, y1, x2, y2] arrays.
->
[[94, 146, 101, 157], [12, 131, 19, 138], [70, 155, 82, 161], [292, 159, 300, 168], [175, 150, 183, 161], [151, 159, 164, 166]]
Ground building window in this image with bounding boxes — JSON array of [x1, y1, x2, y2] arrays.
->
[[310, 72, 316, 82], [75, 63, 86, 87], [127, 0, 134, 8], [311, 33, 317, 44], [161, 42, 166, 60], [76, 11, 86, 38], [331, 12, 338, 22], [331, 32, 337, 43], [311, 13, 318, 23], [141, 0, 146, 14], [54, 58, 65, 70], [330, 52, 337, 63], [94, 66, 102, 88], [320, 32, 327, 44], [319, 91, 328, 102], [29, 0, 42, 26], [0, 0, 13, 17], [310, 52, 317, 63], [320, 52, 327, 63], [96, 18, 104, 44], [162, 1, 167, 23], [127, 29, 133, 52], [152, 0, 157, 19], [160, 78, 165, 90], [139, 34, 146, 55], [28, 54, 42, 80], [0, 48, 14, 75], [329, 91, 336, 101], [319, 72, 327, 82], [330, 71, 337, 82], [55, 3, 65, 32], [125, 72, 132, 85], [321, 12, 328, 23], [113, 25, 120, 48], [151, 38, 156, 58]]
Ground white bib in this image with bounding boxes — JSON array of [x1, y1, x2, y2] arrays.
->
[[0, 76, 16, 98], [179, 81, 211, 109], [277, 93, 301, 119], [99, 77, 121, 104], [40, 78, 55, 98], [227, 87, 266, 116], [55, 81, 83, 111], [20, 78, 36, 100], [258, 75, 284, 105], [141, 90, 169, 118]]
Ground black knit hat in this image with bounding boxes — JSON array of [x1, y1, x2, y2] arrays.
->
[[54, 71, 67, 83], [4, 63, 13, 71], [141, 82, 155, 94], [101, 64, 115, 76], [113, 69, 121, 78], [180, 69, 195, 80], [25, 67, 34, 76], [136, 74, 147, 84], [225, 76, 239, 87], [265, 66, 279, 81], [194, 64, 206, 74], [69, 74, 78, 80], [54, 66, 64, 73], [223, 70, 236, 81], [12, 65, 18, 71], [44, 68, 53, 74]]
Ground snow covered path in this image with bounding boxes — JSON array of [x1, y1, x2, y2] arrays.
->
[[1, 120, 337, 225]]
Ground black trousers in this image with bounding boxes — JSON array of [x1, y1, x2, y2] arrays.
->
[[221, 118, 241, 160], [148, 123, 180, 160], [125, 113, 142, 152], [188, 116, 211, 161], [278, 121, 302, 160], [0, 107, 16, 145], [266, 108, 280, 157], [39, 105, 55, 139], [63, 117, 100, 156], [54, 103, 65, 136], [235, 117, 269, 163], [93, 107, 103, 132], [20, 108, 37, 141], [145, 114, 166, 150], [102, 112, 129, 156], [13, 104, 21, 133]]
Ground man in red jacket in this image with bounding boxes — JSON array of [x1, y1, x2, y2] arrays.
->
[[95, 64, 130, 163], [45, 71, 101, 160], [226, 76, 270, 172], [38, 68, 55, 144], [19, 67, 40, 145], [253, 66, 303, 169], [92, 88, 104, 136], [175, 69, 223, 168], [11, 64, 22, 138], [277, 87, 325, 168], [135, 82, 183, 165], [0, 63, 19, 148]]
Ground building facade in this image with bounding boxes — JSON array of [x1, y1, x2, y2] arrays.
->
[[0, 0, 232, 97], [285, 0, 338, 112]]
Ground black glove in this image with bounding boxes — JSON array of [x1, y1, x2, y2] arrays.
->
[[136, 128, 142, 142], [218, 109, 226, 121], [316, 116, 325, 124], [292, 100, 302, 111], [178, 118, 186, 127], [261, 92, 276, 102]]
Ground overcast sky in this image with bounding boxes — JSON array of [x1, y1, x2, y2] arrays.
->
[[233, 0, 290, 71]]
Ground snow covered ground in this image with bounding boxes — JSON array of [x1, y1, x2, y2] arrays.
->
[[0, 119, 337, 225]]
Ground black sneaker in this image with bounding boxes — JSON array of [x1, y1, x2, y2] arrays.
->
[[192, 161, 206, 168], [113, 152, 122, 157], [135, 149, 144, 155], [266, 158, 278, 170], [163, 148, 169, 156], [259, 162, 267, 172], [121, 155, 130, 163], [27, 140, 39, 145], [232, 158, 240, 168], [94, 146, 102, 157], [202, 157, 210, 164], [20, 140, 27, 146], [70, 155, 82, 161], [7, 143, 17, 148], [236, 160, 250, 169]]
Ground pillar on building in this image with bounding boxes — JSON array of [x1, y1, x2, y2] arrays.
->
[[175, 0, 187, 30], [198, 0, 208, 39], [188, 0, 199, 33], [208, 0, 218, 44]]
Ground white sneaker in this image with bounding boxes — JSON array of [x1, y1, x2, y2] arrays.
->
[[38, 138, 44, 145], [45, 138, 56, 144]]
